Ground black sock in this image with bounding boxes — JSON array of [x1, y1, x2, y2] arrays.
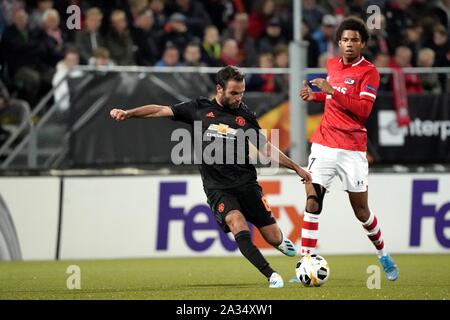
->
[[234, 230, 274, 279]]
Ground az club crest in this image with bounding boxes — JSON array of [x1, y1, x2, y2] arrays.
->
[[344, 78, 355, 85]]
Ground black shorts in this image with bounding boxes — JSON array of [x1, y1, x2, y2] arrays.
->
[[204, 182, 276, 233]]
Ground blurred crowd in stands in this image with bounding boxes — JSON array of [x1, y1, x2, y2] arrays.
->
[[0, 0, 449, 124]]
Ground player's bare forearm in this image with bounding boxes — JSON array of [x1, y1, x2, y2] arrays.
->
[[278, 154, 312, 184], [110, 104, 173, 121], [127, 104, 173, 118], [262, 142, 312, 183]]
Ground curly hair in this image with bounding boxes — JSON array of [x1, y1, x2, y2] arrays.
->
[[336, 17, 370, 44]]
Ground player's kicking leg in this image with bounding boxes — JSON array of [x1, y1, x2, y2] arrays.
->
[[224, 210, 284, 288], [258, 224, 296, 257], [258, 225, 295, 287], [206, 187, 284, 288], [349, 191, 399, 281]]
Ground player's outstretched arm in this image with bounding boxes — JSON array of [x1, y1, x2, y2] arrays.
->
[[110, 104, 174, 121], [261, 141, 312, 184]]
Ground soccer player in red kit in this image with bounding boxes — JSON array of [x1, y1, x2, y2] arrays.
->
[[300, 17, 398, 281]]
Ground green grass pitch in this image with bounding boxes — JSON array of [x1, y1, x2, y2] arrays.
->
[[0, 254, 448, 300]]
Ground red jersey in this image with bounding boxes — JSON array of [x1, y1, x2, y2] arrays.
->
[[311, 56, 380, 152]]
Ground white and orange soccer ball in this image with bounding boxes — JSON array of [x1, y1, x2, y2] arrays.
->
[[295, 254, 330, 287]]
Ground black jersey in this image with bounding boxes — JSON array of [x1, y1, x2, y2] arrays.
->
[[170, 97, 267, 189]]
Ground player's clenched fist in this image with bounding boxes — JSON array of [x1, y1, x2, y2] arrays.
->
[[300, 80, 315, 101], [110, 108, 128, 121]]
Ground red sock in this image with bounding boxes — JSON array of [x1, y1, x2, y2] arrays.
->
[[300, 211, 319, 256], [362, 212, 387, 256]]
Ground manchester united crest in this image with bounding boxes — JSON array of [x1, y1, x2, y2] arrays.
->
[[235, 116, 246, 127]]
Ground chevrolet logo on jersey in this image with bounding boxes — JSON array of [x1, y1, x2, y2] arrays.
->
[[207, 123, 237, 140]]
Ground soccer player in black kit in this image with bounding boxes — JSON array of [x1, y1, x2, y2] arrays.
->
[[110, 66, 312, 288]]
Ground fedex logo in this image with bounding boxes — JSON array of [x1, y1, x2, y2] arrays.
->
[[156, 182, 237, 252], [410, 180, 450, 248], [156, 181, 304, 252]]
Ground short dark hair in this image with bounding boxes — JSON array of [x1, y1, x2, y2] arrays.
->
[[215, 65, 245, 88], [336, 17, 369, 44]]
